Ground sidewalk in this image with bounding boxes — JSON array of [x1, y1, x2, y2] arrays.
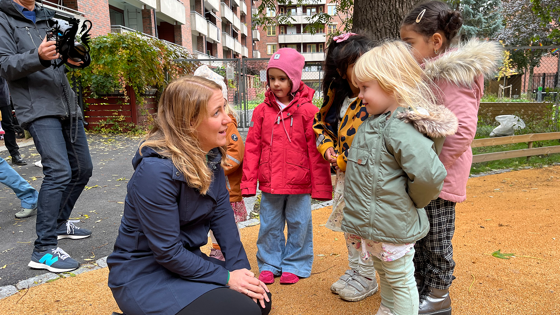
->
[[0, 166, 559, 314]]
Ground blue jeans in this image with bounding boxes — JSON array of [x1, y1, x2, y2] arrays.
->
[[373, 249, 418, 315], [0, 157, 37, 208], [28, 118, 93, 252], [256, 193, 313, 277]]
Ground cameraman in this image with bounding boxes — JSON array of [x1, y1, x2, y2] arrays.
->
[[0, 0, 93, 272]]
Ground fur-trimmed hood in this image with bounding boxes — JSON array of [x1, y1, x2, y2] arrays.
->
[[397, 103, 458, 139], [423, 40, 503, 87]]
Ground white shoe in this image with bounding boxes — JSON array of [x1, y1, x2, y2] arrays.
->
[[338, 271, 378, 302], [331, 269, 357, 294], [34, 160, 43, 168], [375, 304, 394, 315]]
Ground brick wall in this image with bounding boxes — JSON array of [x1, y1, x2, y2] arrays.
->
[[75, 0, 111, 37], [141, 9, 156, 36]]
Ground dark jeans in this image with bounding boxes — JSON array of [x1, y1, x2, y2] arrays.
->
[[177, 288, 272, 315], [28, 117, 93, 251], [0, 105, 19, 156]]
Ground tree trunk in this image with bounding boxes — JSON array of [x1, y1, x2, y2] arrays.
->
[[352, 0, 421, 41]]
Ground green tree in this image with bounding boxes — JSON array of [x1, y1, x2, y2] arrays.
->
[[447, 0, 503, 40], [530, 0, 560, 43]]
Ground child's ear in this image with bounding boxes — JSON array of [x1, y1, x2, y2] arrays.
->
[[431, 32, 444, 52]]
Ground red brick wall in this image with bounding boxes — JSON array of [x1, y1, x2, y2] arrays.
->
[[75, 0, 111, 37], [174, 0, 193, 52], [244, 0, 253, 57], [142, 9, 156, 36]]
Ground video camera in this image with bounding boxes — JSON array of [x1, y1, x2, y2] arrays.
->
[[47, 18, 92, 69]]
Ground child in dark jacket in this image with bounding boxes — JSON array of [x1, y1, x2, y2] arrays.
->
[[241, 48, 332, 285]]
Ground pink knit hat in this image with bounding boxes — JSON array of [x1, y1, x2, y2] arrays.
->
[[267, 48, 305, 93]]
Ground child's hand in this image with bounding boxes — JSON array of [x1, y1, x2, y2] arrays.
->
[[325, 147, 338, 163]]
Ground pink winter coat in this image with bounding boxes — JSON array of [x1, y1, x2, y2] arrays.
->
[[241, 83, 332, 200], [423, 40, 502, 203]]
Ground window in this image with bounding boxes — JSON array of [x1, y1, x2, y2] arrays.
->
[[266, 8, 276, 17], [319, 6, 323, 14], [267, 26, 276, 36], [306, 7, 316, 16], [289, 7, 297, 15], [280, 26, 285, 34], [328, 24, 337, 34], [307, 44, 316, 53], [279, 7, 285, 15], [328, 5, 336, 15], [318, 44, 324, 53], [267, 44, 278, 55], [288, 44, 297, 50]]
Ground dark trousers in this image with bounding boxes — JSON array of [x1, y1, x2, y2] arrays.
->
[[28, 117, 93, 251], [177, 288, 272, 315], [0, 105, 19, 156], [414, 198, 456, 290]]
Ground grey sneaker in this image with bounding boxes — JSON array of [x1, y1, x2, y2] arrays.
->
[[338, 272, 378, 302], [331, 269, 357, 294], [15, 206, 37, 218]]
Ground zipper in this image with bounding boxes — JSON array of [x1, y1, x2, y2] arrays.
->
[[25, 27, 37, 48], [369, 113, 389, 233]]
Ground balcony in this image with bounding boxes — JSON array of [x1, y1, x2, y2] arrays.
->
[[220, 2, 233, 23], [190, 12, 208, 36], [241, 1, 247, 15], [204, 0, 220, 12], [298, 0, 326, 4], [232, 14, 241, 30], [42, 2, 85, 20], [234, 39, 242, 55], [232, 0, 239, 7], [278, 14, 320, 25], [241, 23, 248, 35], [301, 52, 325, 62], [252, 29, 260, 41], [222, 32, 235, 50], [207, 21, 220, 43], [111, 25, 185, 51], [252, 7, 258, 16], [253, 50, 261, 58], [279, 33, 326, 43], [157, 0, 186, 25], [242, 46, 249, 57]]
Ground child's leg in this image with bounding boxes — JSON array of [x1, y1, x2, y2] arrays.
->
[[374, 249, 418, 315], [337, 234, 378, 301], [345, 233, 376, 277], [256, 192, 287, 275], [282, 193, 313, 277], [417, 199, 456, 290]]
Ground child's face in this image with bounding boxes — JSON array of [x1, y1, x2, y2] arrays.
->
[[357, 80, 398, 116], [268, 68, 292, 103], [400, 25, 439, 63]]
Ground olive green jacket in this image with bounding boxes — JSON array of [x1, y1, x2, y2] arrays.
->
[[341, 104, 458, 243]]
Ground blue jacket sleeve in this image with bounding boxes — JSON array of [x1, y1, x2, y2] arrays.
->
[[209, 169, 251, 271], [129, 159, 230, 285]]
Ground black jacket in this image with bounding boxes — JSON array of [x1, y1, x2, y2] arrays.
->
[[0, 1, 81, 128]]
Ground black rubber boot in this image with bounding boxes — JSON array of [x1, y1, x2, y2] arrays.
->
[[418, 287, 451, 315]]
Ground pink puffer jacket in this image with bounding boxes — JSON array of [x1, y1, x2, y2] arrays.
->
[[423, 40, 502, 203]]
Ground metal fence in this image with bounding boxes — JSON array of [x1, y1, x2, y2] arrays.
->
[[174, 57, 324, 129]]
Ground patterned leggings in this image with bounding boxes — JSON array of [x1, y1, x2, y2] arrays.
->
[[413, 198, 456, 290]]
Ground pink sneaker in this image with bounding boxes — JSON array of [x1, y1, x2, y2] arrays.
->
[[209, 248, 225, 261], [258, 271, 275, 284], [280, 272, 299, 284]]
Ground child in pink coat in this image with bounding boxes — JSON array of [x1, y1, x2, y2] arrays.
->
[[400, 1, 502, 314]]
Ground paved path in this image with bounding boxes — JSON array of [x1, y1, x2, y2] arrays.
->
[[0, 134, 140, 287]]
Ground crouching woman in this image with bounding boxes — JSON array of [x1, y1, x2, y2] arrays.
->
[[107, 76, 271, 315]]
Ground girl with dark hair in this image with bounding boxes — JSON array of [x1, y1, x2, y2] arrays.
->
[[400, 1, 502, 314], [312, 34, 379, 302]]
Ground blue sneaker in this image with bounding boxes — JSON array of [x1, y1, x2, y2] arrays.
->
[[28, 247, 79, 273], [57, 221, 92, 240]]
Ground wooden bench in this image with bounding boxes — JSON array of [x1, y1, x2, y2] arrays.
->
[[471, 132, 560, 163]]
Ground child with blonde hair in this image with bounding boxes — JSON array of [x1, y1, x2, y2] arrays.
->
[[342, 40, 457, 315]]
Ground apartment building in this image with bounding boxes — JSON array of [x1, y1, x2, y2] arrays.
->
[[253, 0, 344, 62], [41, 0, 255, 59]]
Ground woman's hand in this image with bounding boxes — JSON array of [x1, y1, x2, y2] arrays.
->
[[228, 269, 270, 308]]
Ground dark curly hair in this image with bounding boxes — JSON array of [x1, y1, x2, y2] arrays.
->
[[321, 34, 375, 124], [402, 1, 463, 48]]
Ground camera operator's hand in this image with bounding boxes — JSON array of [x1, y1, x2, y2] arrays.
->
[[38, 36, 60, 61]]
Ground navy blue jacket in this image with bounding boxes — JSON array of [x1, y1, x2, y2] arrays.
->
[[107, 146, 250, 315]]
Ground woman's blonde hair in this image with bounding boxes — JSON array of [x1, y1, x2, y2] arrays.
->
[[352, 40, 438, 111], [140, 76, 226, 194]]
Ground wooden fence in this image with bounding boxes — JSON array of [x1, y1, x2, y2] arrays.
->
[[84, 86, 157, 131], [472, 132, 560, 163]]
